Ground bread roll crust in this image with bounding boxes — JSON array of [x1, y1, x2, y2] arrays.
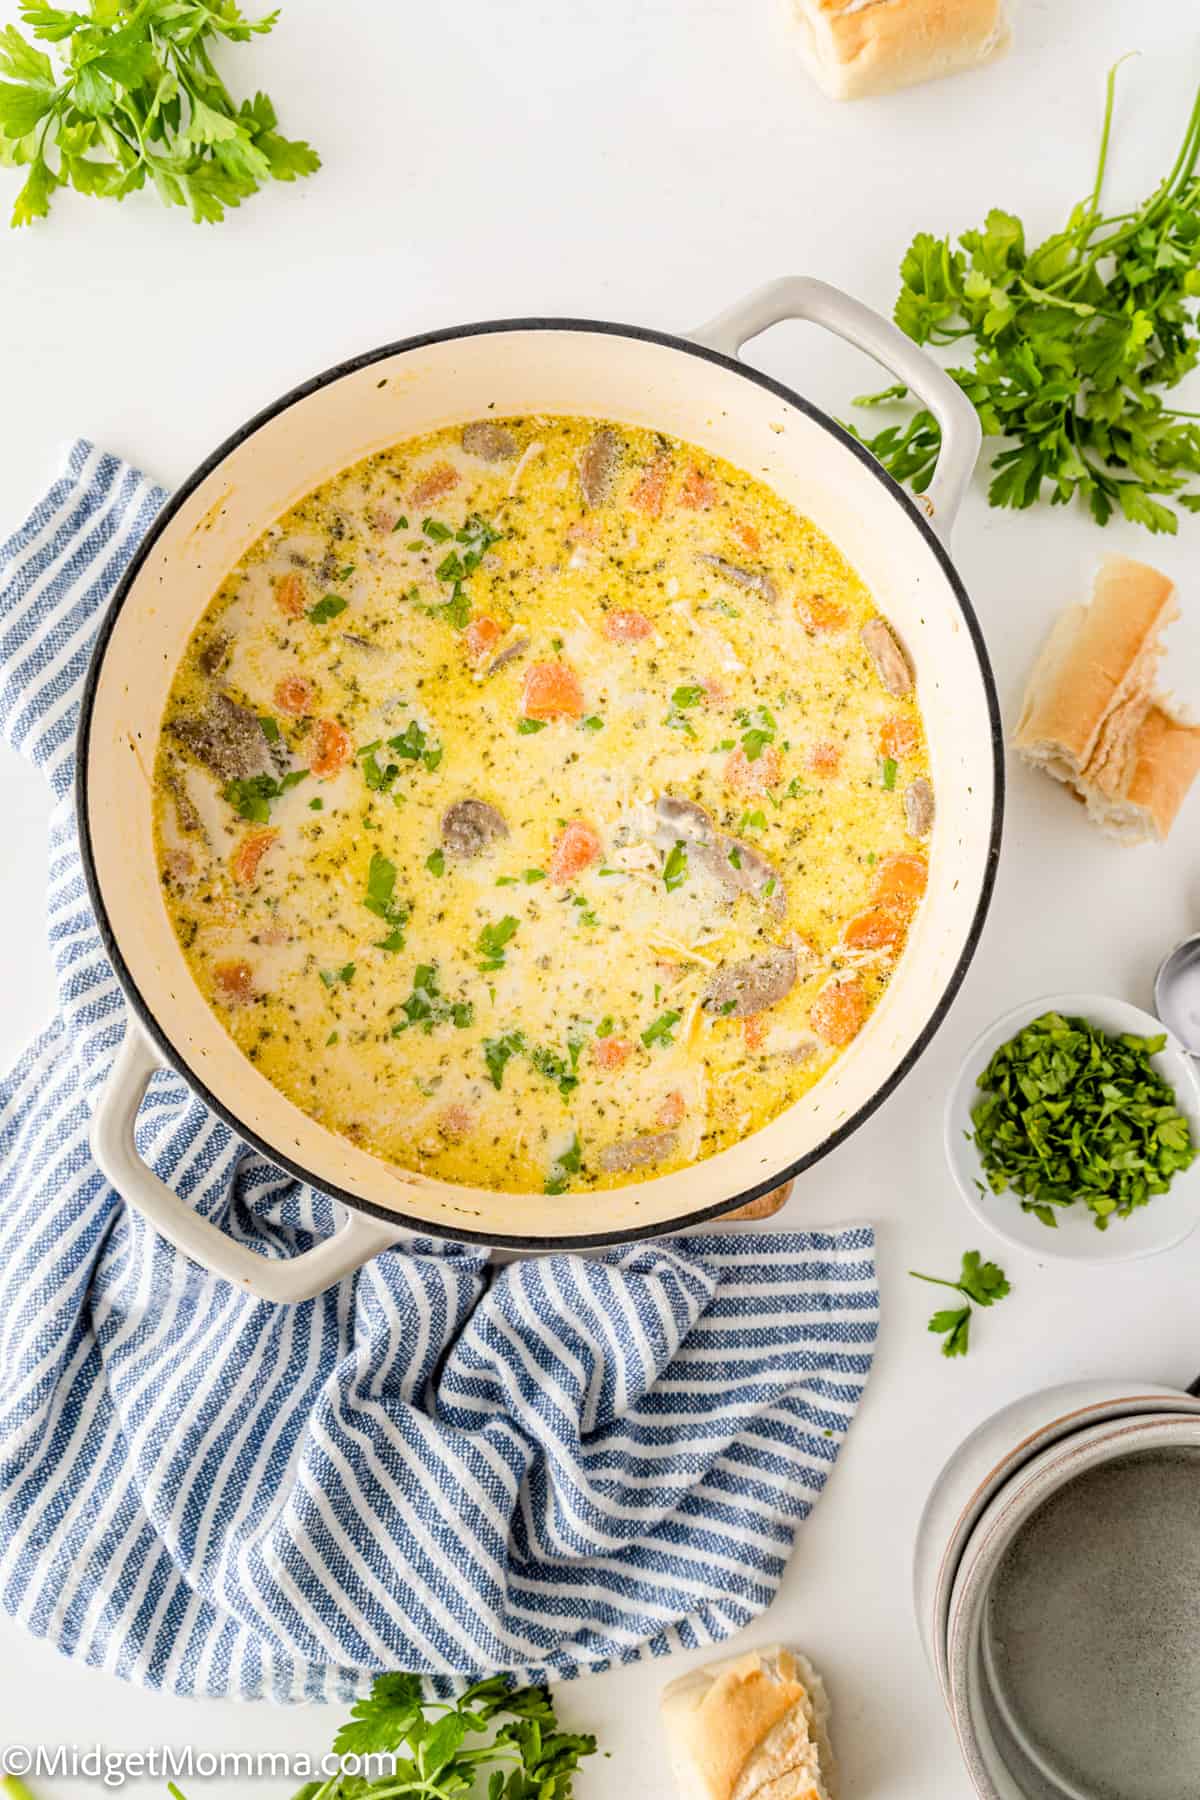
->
[[793, 0, 1009, 101], [661, 1645, 834, 1800], [1013, 556, 1199, 843]]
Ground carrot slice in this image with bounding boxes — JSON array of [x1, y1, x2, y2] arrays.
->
[[807, 741, 841, 776], [810, 977, 867, 1046], [230, 828, 277, 886], [603, 609, 654, 643], [522, 660, 584, 721], [657, 1089, 686, 1129], [630, 455, 671, 518], [410, 461, 459, 507], [732, 520, 761, 554], [679, 466, 718, 510], [843, 908, 904, 953], [274, 675, 315, 717], [310, 718, 353, 777], [214, 959, 255, 1004], [549, 819, 602, 884], [725, 744, 782, 795], [594, 1035, 633, 1070], [872, 851, 928, 911], [797, 594, 848, 634], [465, 615, 503, 663], [275, 571, 307, 618], [879, 714, 920, 760]]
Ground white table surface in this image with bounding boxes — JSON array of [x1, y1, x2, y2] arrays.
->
[[3, 0, 1199, 1792]]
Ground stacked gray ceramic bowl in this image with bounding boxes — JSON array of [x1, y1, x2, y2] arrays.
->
[[914, 1380, 1200, 1798]]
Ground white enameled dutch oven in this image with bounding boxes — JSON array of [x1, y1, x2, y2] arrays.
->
[[79, 277, 1002, 1301]]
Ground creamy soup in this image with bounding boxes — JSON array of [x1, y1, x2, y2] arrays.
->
[[153, 417, 932, 1195]]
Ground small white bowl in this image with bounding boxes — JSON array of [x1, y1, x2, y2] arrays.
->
[[945, 992, 1200, 1264]]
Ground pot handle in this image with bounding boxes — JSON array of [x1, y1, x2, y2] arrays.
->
[[90, 1020, 404, 1303], [689, 276, 980, 542]]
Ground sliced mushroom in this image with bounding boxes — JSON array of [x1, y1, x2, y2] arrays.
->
[[462, 421, 517, 462], [702, 946, 798, 1020], [653, 794, 786, 914], [697, 553, 778, 605], [166, 773, 202, 835], [904, 776, 935, 839], [598, 1130, 678, 1175], [579, 427, 620, 508], [197, 632, 231, 676], [483, 632, 531, 674], [861, 617, 914, 698], [441, 798, 509, 858], [170, 691, 277, 783]]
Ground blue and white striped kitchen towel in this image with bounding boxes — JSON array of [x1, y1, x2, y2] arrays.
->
[[0, 441, 879, 1702]]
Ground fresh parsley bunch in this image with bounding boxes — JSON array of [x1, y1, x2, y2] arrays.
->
[[851, 65, 1200, 532], [285, 1672, 597, 1800], [0, 0, 319, 227]]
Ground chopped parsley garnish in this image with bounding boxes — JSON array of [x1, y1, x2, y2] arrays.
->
[[785, 776, 809, 799], [881, 757, 898, 790], [735, 704, 777, 762], [571, 894, 600, 928], [596, 1015, 615, 1038], [389, 719, 443, 771], [517, 718, 547, 735], [531, 1044, 580, 1100], [477, 915, 519, 972], [665, 682, 704, 737], [662, 840, 688, 893], [739, 809, 767, 833], [223, 768, 307, 823], [727, 845, 743, 869], [970, 1011, 1197, 1229], [326, 1030, 339, 1046], [642, 1009, 682, 1049], [307, 594, 348, 624], [308, 797, 324, 811], [391, 514, 409, 532], [483, 1030, 525, 1089], [319, 962, 356, 989], [545, 1132, 583, 1195], [422, 518, 453, 542], [363, 849, 408, 950], [581, 715, 605, 732], [259, 715, 280, 743], [425, 848, 445, 876], [420, 513, 502, 631], [392, 963, 473, 1034]]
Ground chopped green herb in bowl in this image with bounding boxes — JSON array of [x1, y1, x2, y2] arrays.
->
[[946, 994, 1200, 1264]]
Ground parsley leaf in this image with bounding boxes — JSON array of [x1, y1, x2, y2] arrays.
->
[[641, 1009, 682, 1049], [319, 961, 355, 989], [223, 767, 306, 822], [910, 1251, 1011, 1358], [545, 1132, 582, 1195], [531, 1044, 580, 1100], [483, 1030, 525, 1089], [391, 963, 473, 1034], [477, 914, 519, 972], [362, 849, 408, 948], [307, 594, 348, 624], [662, 840, 688, 892], [849, 63, 1200, 531]]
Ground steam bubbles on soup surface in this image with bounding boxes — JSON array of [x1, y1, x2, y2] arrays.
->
[[154, 417, 931, 1196]]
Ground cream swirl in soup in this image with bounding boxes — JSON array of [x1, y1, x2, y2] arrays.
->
[[153, 417, 932, 1195]]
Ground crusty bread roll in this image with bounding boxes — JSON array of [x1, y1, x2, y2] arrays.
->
[[661, 1645, 835, 1800], [1014, 556, 1200, 843], [724, 1181, 793, 1223], [792, 0, 1009, 102]]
